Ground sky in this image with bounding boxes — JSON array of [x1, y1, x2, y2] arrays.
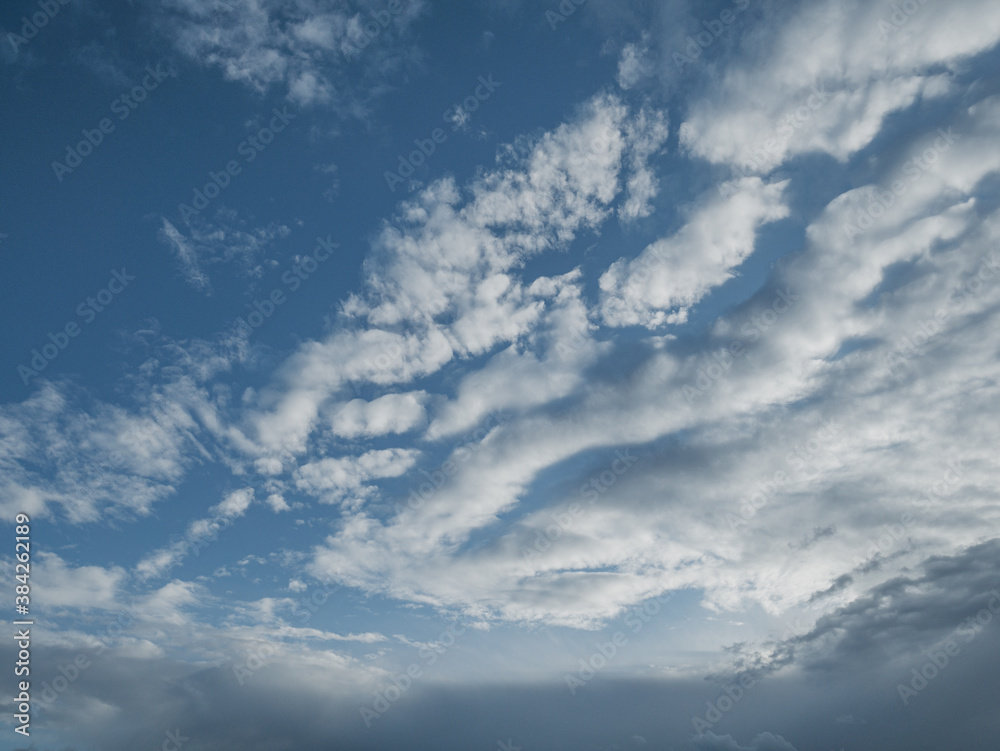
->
[[1, 0, 1000, 749]]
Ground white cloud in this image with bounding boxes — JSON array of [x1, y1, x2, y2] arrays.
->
[[244, 93, 665, 455], [667, 0, 1000, 171], [213, 487, 255, 518], [294, 448, 420, 507], [427, 269, 605, 439], [255, 457, 284, 475], [137, 488, 255, 580], [266, 493, 291, 512], [159, 218, 210, 292], [616, 39, 651, 90], [158, 214, 291, 295], [305, 92, 1000, 628], [600, 177, 789, 327], [0, 376, 213, 523], [13, 4, 1000, 653], [327, 392, 427, 438], [30, 553, 126, 611], [154, 0, 428, 116], [618, 105, 670, 221], [134, 580, 205, 626]]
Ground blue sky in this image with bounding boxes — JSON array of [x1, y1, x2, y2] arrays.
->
[[2, 1, 1000, 749]]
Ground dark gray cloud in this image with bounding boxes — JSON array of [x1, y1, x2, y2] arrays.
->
[[790, 539, 1000, 674], [693, 732, 798, 751], [10, 540, 1000, 751]]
